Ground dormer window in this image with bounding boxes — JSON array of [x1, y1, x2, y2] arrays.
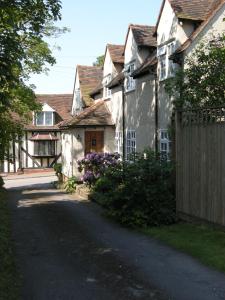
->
[[103, 74, 112, 98], [35, 111, 54, 126], [125, 62, 136, 92]]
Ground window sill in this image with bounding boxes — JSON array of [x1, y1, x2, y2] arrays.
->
[[32, 154, 56, 158], [103, 97, 111, 101], [125, 88, 136, 94]]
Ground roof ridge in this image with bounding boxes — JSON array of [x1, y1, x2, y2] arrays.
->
[[129, 23, 155, 28], [77, 65, 103, 69]]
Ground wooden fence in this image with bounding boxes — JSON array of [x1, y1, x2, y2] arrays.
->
[[176, 107, 225, 227]]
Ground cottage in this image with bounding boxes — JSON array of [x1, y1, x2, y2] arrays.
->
[[61, 65, 115, 179], [1, 94, 72, 173], [154, 0, 224, 156]]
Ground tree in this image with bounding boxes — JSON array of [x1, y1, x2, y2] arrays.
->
[[165, 35, 225, 109], [0, 0, 65, 160], [93, 55, 104, 67]]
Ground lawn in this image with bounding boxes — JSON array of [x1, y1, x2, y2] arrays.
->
[[0, 188, 19, 300], [144, 222, 225, 273]]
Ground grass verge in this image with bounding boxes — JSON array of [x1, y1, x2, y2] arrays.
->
[[0, 188, 20, 300], [143, 222, 225, 273]]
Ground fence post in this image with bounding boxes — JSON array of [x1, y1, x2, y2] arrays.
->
[[175, 109, 182, 215]]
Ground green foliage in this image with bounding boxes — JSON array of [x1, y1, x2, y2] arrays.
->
[[0, 189, 20, 299], [54, 163, 62, 176], [0, 0, 66, 160], [0, 176, 4, 189], [93, 55, 105, 67], [91, 149, 176, 228], [64, 176, 77, 194], [145, 223, 225, 273], [165, 34, 225, 109]]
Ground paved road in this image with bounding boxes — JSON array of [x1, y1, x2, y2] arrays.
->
[[5, 176, 225, 300]]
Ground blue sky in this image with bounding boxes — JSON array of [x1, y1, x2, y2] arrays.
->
[[29, 0, 162, 94]]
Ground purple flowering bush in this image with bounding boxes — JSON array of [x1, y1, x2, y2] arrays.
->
[[78, 152, 121, 186]]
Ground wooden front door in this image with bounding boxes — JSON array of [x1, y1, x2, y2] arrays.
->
[[85, 131, 104, 155]]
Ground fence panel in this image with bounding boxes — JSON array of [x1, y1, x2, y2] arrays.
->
[[176, 108, 225, 227]]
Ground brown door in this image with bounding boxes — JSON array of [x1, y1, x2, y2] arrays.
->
[[85, 131, 104, 155]]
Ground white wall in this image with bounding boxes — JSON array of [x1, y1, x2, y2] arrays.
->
[[125, 75, 156, 152], [71, 71, 83, 115]]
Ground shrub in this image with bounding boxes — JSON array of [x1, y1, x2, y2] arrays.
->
[[91, 149, 176, 228], [78, 152, 121, 187], [64, 176, 77, 194], [54, 163, 62, 176], [0, 176, 4, 188]]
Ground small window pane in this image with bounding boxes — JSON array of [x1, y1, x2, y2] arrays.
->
[[45, 112, 53, 126], [36, 112, 44, 125]]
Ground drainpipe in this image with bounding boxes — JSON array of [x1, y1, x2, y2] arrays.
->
[[154, 73, 159, 154], [121, 83, 126, 161]]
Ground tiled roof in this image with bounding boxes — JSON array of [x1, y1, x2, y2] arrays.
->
[[130, 25, 157, 48], [107, 44, 124, 64], [107, 72, 125, 89], [132, 53, 158, 79], [169, 0, 222, 21], [60, 100, 114, 128], [77, 65, 103, 107], [29, 133, 59, 141], [25, 94, 73, 130], [155, 0, 221, 34], [171, 0, 225, 56], [89, 82, 103, 97]]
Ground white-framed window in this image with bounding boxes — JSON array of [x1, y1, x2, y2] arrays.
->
[[75, 88, 81, 107], [125, 62, 136, 92], [126, 130, 136, 160], [159, 129, 170, 160], [159, 55, 167, 81], [157, 45, 166, 57], [35, 111, 54, 126], [167, 42, 175, 56], [115, 131, 122, 154], [103, 74, 112, 98]]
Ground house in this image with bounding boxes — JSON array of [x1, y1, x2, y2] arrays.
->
[[90, 44, 125, 155], [154, 0, 224, 156], [1, 94, 72, 173], [61, 65, 115, 178], [107, 25, 157, 158], [171, 0, 225, 61]]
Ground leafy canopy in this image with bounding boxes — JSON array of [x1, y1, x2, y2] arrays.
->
[[165, 35, 225, 109], [0, 0, 66, 159], [93, 55, 105, 67]]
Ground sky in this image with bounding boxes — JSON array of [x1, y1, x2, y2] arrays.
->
[[29, 0, 162, 94]]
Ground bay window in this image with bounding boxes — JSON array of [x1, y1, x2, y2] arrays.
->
[[33, 141, 55, 156]]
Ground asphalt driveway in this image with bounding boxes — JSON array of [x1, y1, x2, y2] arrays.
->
[[5, 175, 225, 300]]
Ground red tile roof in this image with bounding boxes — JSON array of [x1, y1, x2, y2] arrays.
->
[[171, 0, 225, 56], [29, 133, 59, 141], [89, 82, 103, 97], [25, 94, 73, 131], [169, 0, 222, 20], [129, 24, 156, 48], [155, 0, 222, 35], [60, 100, 114, 128], [107, 44, 124, 64], [77, 65, 103, 107]]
